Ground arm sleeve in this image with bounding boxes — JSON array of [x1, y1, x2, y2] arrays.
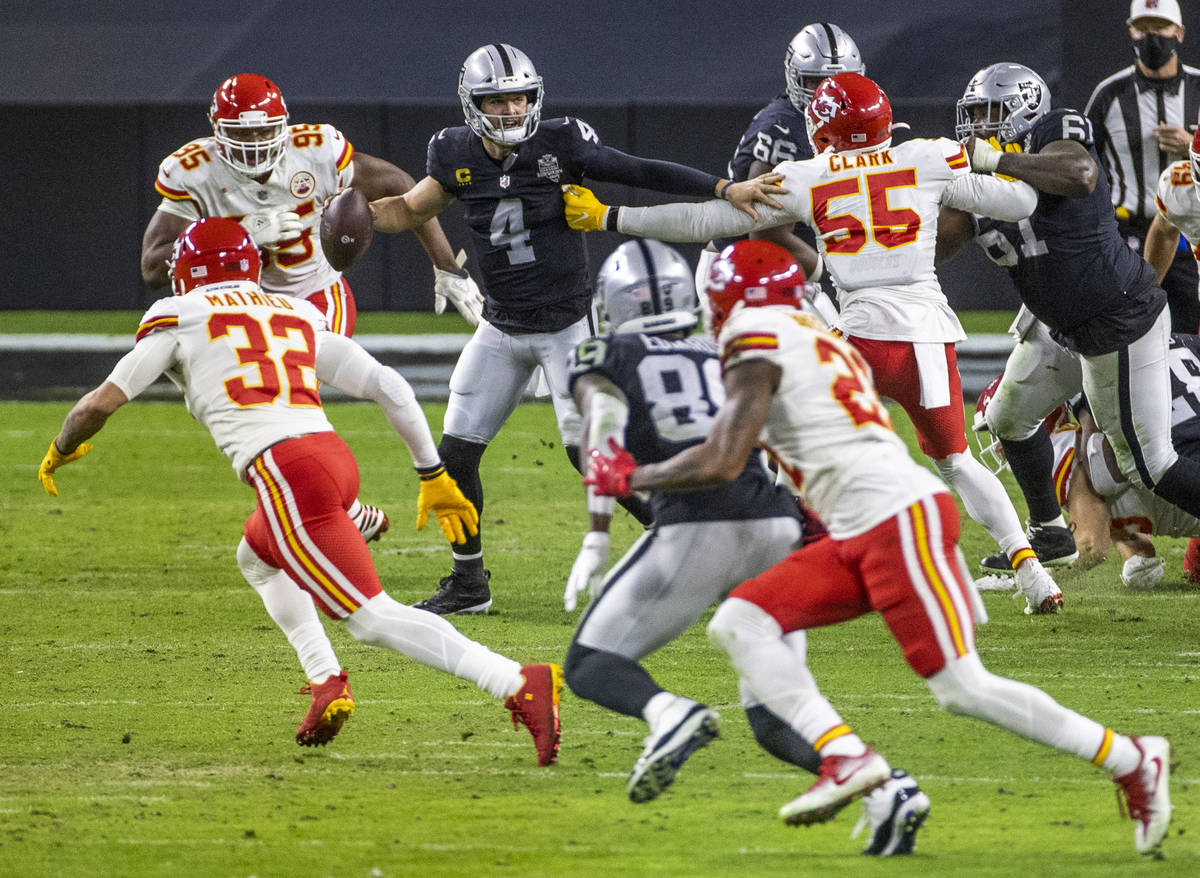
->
[[582, 384, 629, 518], [105, 331, 177, 401], [941, 173, 1038, 221], [583, 145, 721, 195], [315, 334, 440, 468], [616, 197, 794, 243]]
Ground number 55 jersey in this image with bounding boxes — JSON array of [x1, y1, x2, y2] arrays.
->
[[717, 307, 945, 538]]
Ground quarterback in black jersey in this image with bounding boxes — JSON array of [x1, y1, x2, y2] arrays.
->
[[956, 61, 1200, 529], [369, 43, 781, 614]]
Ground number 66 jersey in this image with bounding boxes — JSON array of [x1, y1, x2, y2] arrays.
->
[[717, 306, 945, 539]]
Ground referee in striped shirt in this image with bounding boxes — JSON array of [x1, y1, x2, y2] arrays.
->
[[1086, 0, 1200, 332]]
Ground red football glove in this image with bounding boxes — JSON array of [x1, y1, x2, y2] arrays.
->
[[583, 438, 637, 497]]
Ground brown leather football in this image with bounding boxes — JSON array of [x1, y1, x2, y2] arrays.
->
[[319, 188, 374, 271]]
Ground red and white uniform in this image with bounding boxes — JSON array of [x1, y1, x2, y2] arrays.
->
[[717, 306, 978, 676], [154, 124, 358, 334], [1155, 160, 1200, 262], [104, 281, 437, 618]]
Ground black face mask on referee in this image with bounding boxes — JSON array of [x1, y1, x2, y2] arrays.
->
[[1133, 32, 1181, 70]]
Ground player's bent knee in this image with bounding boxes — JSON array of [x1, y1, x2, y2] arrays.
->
[[708, 597, 784, 653], [925, 653, 991, 717], [236, 537, 278, 589]]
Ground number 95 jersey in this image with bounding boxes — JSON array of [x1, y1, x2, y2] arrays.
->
[[568, 332, 796, 526], [153, 125, 354, 298], [718, 306, 945, 538]]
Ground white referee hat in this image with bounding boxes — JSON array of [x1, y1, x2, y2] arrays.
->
[[1128, 0, 1183, 27]]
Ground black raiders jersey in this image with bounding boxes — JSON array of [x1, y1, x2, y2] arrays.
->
[[428, 117, 721, 335], [974, 109, 1165, 355], [1169, 333, 1200, 455], [716, 95, 817, 252], [568, 332, 798, 526]]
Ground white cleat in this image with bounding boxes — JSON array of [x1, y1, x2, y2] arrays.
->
[[851, 769, 931, 855], [779, 749, 891, 826], [1015, 559, 1062, 615], [1114, 735, 1173, 856], [627, 698, 720, 803]]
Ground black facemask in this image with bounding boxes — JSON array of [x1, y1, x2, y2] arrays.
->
[[1133, 33, 1181, 70]]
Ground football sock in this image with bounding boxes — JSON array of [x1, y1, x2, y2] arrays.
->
[[932, 451, 1025, 546], [345, 593, 522, 698], [562, 642, 664, 718], [743, 705, 821, 773], [438, 434, 487, 558], [1033, 513, 1068, 529], [999, 431, 1060, 523]]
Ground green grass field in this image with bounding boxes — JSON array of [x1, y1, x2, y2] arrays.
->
[[3, 380, 1197, 874]]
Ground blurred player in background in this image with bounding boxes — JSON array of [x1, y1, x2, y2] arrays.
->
[[564, 72, 1064, 614], [586, 240, 1174, 857], [368, 43, 781, 614], [39, 218, 560, 765], [140, 72, 485, 543], [696, 22, 865, 324], [955, 62, 1200, 540], [563, 239, 929, 854]]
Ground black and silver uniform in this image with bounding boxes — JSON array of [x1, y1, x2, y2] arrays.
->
[[975, 108, 1166, 355], [567, 332, 797, 526], [427, 117, 721, 335], [1169, 333, 1200, 455]]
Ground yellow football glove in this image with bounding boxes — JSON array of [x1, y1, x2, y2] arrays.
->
[[415, 465, 480, 544], [37, 440, 93, 496], [561, 184, 611, 232]]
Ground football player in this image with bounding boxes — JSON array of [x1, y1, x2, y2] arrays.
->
[[586, 240, 1174, 857], [38, 218, 560, 766], [563, 73, 1064, 614], [563, 239, 929, 854], [955, 62, 1200, 528], [141, 73, 485, 543], [697, 22, 865, 323], [367, 44, 782, 614]]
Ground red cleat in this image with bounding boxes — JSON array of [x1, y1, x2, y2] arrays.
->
[[296, 670, 355, 747], [505, 663, 562, 766], [1184, 538, 1200, 584]]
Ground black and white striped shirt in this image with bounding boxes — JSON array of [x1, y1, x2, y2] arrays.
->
[[1085, 64, 1200, 228]]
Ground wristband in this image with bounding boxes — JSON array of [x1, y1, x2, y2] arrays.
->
[[416, 462, 446, 480], [719, 180, 734, 200], [606, 205, 621, 232]]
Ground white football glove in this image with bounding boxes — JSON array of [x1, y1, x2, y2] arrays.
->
[[1121, 554, 1165, 589], [239, 208, 303, 249], [564, 530, 610, 611], [966, 136, 1002, 173], [434, 249, 484, 326]]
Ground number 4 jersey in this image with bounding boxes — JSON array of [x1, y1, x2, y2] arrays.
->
[[717, 306, 945, 538], [106, 282, 337, 479], [567, 332, 796, 526]]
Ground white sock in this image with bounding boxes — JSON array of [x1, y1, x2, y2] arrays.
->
[[1034, 513, 1068, 529], [642, 691, 678, 729], [236, 538, 339, 681], [344, 593, 522, 698]]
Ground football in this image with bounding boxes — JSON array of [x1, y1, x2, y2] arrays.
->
[[319, 187, 374, 271]]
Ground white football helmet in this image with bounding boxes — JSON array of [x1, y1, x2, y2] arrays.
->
[[596, 240, 699, 336], [458, 44, 543, 144], [955, 62, 1050, 145], [784, 23, 865, 112]]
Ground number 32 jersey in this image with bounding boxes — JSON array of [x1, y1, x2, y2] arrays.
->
[[107, 282, 336, 479], [153, 125, 355, 298], [567, 332, 796, 526], [718, 306, 945, 538]]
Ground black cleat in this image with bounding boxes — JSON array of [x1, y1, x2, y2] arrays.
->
[[980, 521, 1078, 571], [413, 569, 492, 615]]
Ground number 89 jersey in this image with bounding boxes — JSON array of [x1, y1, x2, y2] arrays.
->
[[718, 306, 945, 539], [568, 332, 796, 526]]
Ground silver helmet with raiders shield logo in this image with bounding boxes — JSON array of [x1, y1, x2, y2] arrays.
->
[[955, 62, 1050, 144], [596, 240, 699, 336], [784, 23, 865, 112], [459, 43, 544, 144]]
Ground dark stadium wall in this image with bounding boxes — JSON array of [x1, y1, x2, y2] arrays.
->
[[0, 0, 1190, 312]]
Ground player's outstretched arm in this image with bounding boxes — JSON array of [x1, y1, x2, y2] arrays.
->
[[38, 381, 129, 495], [369, 176, 454, 235], [967, 136, 1097, 198]]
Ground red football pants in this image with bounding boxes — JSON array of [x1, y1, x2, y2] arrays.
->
[[243, 432, 381, 618], [845, 336, 966, 459], [729, 492, 976, 678], [303, 277, 356, 337]]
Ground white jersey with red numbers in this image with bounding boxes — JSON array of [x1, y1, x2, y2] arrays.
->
[[772, 137, 974, 343], [1154, 161, 1200, 260], [718, 304, 946, 538], [154, 124, 355, 297], [1049, 418, 1200, 538], [104, 280, 336, 479]]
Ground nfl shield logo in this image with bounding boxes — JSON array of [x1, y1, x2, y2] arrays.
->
[[499, 174, 511, 189]]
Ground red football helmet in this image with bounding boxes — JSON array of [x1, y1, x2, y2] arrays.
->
[[170, 218, 261, 295], [208, 73, 289, 176], [704, 240, 806, 334], [805, 72, 892, 155], [972, 374, 1073, 474]]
